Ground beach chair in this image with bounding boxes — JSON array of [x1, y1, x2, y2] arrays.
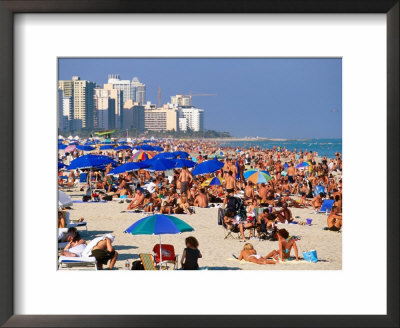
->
[[139, 253, 157, 270], [152, 244, 179, 270], [58, 256, 97, 270], [219, 208, 241, 240], [62, 210, 88, 231], [319, 199, 335, 214]]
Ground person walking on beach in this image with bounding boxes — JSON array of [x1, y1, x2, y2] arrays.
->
[[181, 236, 202, 270], [178, 166, 193, 198]]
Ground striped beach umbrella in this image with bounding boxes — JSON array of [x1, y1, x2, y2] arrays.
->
[[244, 170, 272, 184], [202, 176, 224, 187], [132, 150, 155, 161]]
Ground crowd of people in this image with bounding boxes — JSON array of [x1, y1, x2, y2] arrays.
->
[[58, 138, 342, 269]]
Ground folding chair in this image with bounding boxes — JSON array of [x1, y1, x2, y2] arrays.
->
[[319, 199, 335, 214], [139, 253, 157, 270], [152, 244, 179, 270], [219, 208, 241, 240]]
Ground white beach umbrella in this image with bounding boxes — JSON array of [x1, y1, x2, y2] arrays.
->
[[58, 190, 73, 208], [58, 135, 64, 140]]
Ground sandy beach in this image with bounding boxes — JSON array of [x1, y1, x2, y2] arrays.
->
[[63, 188, 342, 270]]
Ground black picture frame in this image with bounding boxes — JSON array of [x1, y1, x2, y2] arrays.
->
[[0, 1, 398, 327]]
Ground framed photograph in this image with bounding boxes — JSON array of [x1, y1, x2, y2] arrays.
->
[[0, 1, 398, 327]]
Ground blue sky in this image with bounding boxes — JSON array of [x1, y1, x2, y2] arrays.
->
[[58, 58, 342, 139]]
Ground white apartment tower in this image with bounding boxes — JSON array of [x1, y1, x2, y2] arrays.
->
[[68, 76, 96, 129], [179, 107, 204, 132], [131, 77, 146, 105]]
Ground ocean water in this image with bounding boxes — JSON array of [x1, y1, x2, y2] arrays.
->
[[218, 138, 342, 159]]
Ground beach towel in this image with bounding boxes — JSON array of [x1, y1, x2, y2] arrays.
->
[[82, 234, 115, 257], [227, 258, 310, 265]]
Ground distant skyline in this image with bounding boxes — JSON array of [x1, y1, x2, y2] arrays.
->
[[58, 58, 342, 139]]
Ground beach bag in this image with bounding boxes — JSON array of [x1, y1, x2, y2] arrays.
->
[[82, 195, 91, 202], [103, 195, 113, 201], [303, 250, 318, 263], [131, 260, 144, 270]]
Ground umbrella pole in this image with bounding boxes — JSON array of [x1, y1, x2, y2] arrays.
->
[[159, 235, 163, 270], [89, 168, 93, 198]]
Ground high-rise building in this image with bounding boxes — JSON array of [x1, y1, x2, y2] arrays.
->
[[171, 95, 191, 107], [131, 77, 146, 105], [178, 107, 204, 131], [123, 100, 145, 131], [60, 76, 97, 130], [107, 74, 132, 104], [94, 88, 115, 130], [103, 84, 123, 129], [144, 108, 178, 131]]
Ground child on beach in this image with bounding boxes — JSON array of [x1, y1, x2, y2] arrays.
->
[[181, 236, 202, 270], [265, 229, 299, 262], [238, 243, 276, 264]]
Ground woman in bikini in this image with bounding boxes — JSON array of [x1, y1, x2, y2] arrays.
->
[[238, 243, 276, 265], [265, 228, 299, 261]]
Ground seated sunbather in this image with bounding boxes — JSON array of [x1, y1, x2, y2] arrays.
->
[[265, 228, 299, 261], [174, 195, 192, 215], [325, 206, 342, 231], [193, 188, 208, 208], [127, 188, 145, 210], [311, 192, 324, 210], [58, 211, 66, 228], [273, 203, 293, 223], [238, 243, 276, 264], [224, 210, 254, 242]]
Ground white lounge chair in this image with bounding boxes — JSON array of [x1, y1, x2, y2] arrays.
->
[[58, 256, 97, 270], [61, 211, 88, 231]]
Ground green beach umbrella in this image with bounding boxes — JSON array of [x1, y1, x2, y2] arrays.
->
[[124, 214, 194, 265]]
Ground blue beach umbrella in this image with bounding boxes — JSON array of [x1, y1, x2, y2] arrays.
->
[[58, 162, 66, 169], [100, 145, 115, 150], [153, 152, 177, 160], [115, 145, 132, 151], [76, 145, 95, 151], [58, 144, 67, 150], [173, 158, 196, 169], [134, 144, 155, 151], [173, 151, 190, 158], [108, 161, 149, 175], [124, 214, 194, 263], [296, 162, 310, 169], [144, 158, 176, 171], [152, 146, 164, 152], [192, 159, 224, 176], [67, 154, 116, 170]]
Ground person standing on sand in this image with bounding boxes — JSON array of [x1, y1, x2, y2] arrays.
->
[[178, 166, 193, 198], [287, 162, 296, 184], [181, 236, 202, 270], [225, 171, 236, 194]]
